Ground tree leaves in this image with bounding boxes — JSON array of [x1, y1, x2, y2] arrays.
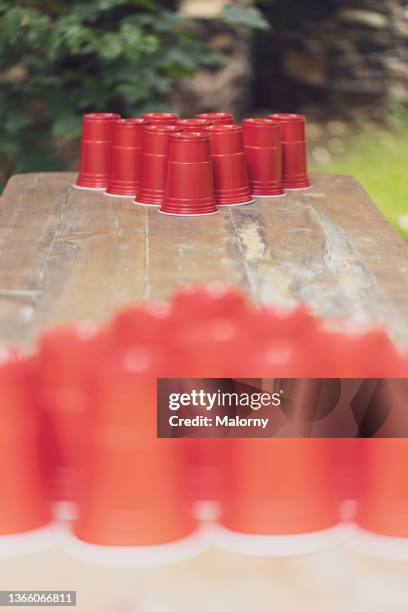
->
[[222, 5, 271, 30], [0, 0, 268, 187]]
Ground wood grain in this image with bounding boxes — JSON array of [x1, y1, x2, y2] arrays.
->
[[0, 172, 407, 347]]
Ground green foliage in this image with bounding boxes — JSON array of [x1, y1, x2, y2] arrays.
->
[[222, 4, 271, 30], [311, 125, 408, 243], [0, 0, 228, 187]]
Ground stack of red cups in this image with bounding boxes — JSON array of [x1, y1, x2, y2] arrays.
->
[[206, 124, 253, 207], [160, 132, 218, 217], [105, 118, 147, 198], [135, 125, 181, 207], [242, 118, 285, 197], [0, 359, 53, 553], [76, 113, 120, 190], [268, 113, 311, 190]]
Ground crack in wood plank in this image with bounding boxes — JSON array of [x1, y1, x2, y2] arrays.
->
[[228, 207, 259, 300], [33, 177, 74, 300], [55, 230, 119, 242], [311, 204, 408, 344]]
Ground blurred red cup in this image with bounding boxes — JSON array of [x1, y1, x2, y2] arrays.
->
[[242, 118, 285, 197], [169, 316, 251, 379], [166, 315, 251, 506], [331, 439, 362, 519], [171, 283, 249, 324], [234, 326, 326, 379], [357, 440, 408, 539], [0, 360, 51, 536], [177, 118, 213, 133], [215, 439, 341, 552], [245, 305, 319, 345], [206, 124, 253, 206], [112, 301, 175, 348], [196, 112, 234, 125], [76, 113, 121, 190], [135, 125, 181, 207], [36, 322, 105, 507], [268, 113, 311, 190], [160, 132, 218, 216], [73, 347, 196, 547], [142, 112, 179, 125], [105, 118, 146, 198], [319, 327, 403, 377]]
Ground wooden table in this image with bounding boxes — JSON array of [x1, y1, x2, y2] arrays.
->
[[0, 172, 408, 608], [0, 171, 407, 347]]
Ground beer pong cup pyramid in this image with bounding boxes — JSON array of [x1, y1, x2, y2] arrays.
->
[[196, 112, 234, 125], [142, 112, 179, 125], [206, 124, 253, 207], [268, 113, 311, 190], [242, 118, 284, 197], [0, 357, 55, 555], [105, 118, 146, 198], [177, 118, 213, 132], [136, 125, 181, 207], [69, 346, 201, 565], [2, 283, 406, 562], [76, 113, 121, 190], [160, 132, 218, 216], [351, 440, 408, 558]]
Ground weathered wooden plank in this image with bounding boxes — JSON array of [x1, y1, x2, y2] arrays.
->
[[307, 175, 408, 343], [146, 206, 248, 299], [0, 172, 74, 345], [25, 182, 146, 342], [231, 173, 408, 344], [0, 174, 147, 345], [0, 172, 406, 347]]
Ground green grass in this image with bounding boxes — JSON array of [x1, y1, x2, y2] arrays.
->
[[311, 127, 408, 242]]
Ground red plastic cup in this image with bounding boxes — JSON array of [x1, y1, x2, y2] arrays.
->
[[218, 440, 340, 541], [76, 113, 121, 190], [331, 439, 362, 518], [142, 112, 179, 125], [74, 348, 196, 547], [177, 118, 213, 133], [171, 283, 249, 324], [320, 327, 402, 377], [268, 113, 311, 190], [0, 361, 51, 536], [160, 132, 218, 216], [242, 118, 284, 197], [135, 125, 181, 207], [196, 112, 234, 125], [206, 124, 253, 206], [105, 118, 146, 198], [357, 440, 408, 538], [166, 315, 251, 506], [112, 301, 175, 348], [36, 322, 105, 506]]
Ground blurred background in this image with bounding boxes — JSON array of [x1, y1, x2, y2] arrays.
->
[[0, 0, 407, 240]]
